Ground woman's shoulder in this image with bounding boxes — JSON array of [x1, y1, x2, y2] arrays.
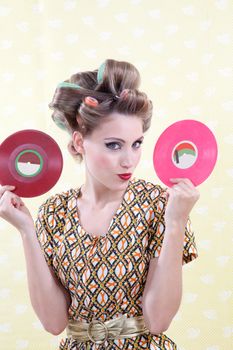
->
[[130, 177, 167, 200], [38, 187, 79, 212]]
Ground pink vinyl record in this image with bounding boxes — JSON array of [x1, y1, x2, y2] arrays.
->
[[153, 120, 218, 187]]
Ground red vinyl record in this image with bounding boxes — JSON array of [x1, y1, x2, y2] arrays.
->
[[153, 120, 218, 187], [0, 130, 63, 197]]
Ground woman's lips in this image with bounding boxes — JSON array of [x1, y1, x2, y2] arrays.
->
[[118, 173, 132, 180]]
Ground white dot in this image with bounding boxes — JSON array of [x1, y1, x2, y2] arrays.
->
[[96, 0, 110, 7], [64, 0, 77, 11], [82, 16, 95, 26], [187, 327, 201, 338], [99, 32, 112, 41], [200, 274, 215, 285], [34, 35, 48, 48], [152, 75, 166, 86], [130, 0, 142, 4], [36, 69, 47, 80], [2, 71, 15, 82], [198, 240, 211, 250], [21, 88, 33, 97], [222, 100, 233, 112], [215, 0, 229, 10], [202, 53, 214, 64], [15, 304, 28, 315], [83, 48, 97, 59], [216, 255, 230, 267], [203, 309, 217, 320], [0, 5, 12, 16], [18, 54, 32, 64], [183, 292, 198, 303], [116, 46, 130, 56], [224, 133, 233, 145], [211, 187, 223, 198], [48, 19, 63, 29], [166, 24, 178, 35], [148, 9, 161, 19], [167, 57, 181, 67], [204, 87, 216, 97], [3, 104, 16, 116], [16, 339, 29, 349], [150, 42, 164, 53], [32, 2, 44, 14], [13, 270, 26, 282], [32, 319, 44, 330], [182, 5, 195, 16], [216, 33, 231, 45], [223, 326, 233, 338], [213, 221, 226, 231], [186, 72, 199, 82], [194, 206, 209, 215], [132, 27, 145, 38], [218, 67, 232, 77], [200, 20, 212, 31], [0, 323, 11, 333], [218, 290, 232, 302], [0, 288, 11, 299], [134, 61, 148, 70], [226, 167, 233, 178], [16, 21, 29, 32], [50, 51, 64, 61], [1, 40, 13, 49], [170, 90, 183, 101], [0, 254, 9, 265], [114, 13, 128, 23], [66, 33, 79, 45], [187, 105, 202, 115], [184, 39, 196, 49]]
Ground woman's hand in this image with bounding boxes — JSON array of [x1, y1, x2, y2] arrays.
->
[[0, 185, 34, 232], [165, 178, 200, 229]]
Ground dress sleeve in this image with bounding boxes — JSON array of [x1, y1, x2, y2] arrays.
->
[[148, 187, 198, 265], [34, 198, 56, 267]]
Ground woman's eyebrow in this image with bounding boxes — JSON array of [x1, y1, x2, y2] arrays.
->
[[104, 136, 144, 143]]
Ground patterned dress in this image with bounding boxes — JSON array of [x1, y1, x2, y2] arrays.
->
[[35, 178, 198, 350]]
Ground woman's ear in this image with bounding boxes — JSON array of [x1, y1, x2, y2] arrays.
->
[[69, 131, 84, 155]]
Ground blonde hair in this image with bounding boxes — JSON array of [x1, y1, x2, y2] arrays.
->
[[49, 59, 153, 162]]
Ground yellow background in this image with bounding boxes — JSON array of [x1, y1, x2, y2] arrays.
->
[[0, 1, 232, 349]]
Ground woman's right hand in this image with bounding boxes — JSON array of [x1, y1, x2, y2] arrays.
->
[[0, 185, 34, 232]]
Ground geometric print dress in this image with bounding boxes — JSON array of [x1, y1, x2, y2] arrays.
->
[[35, 178, 198, 350]]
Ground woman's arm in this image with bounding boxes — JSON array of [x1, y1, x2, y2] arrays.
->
[[142, 178, 199, 334], [0, 186, 71, 335], [21, 227, 71, 335], [142, 222, 185, 334]]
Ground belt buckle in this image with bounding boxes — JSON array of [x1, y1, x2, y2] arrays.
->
[[87, 319, 109, 344]]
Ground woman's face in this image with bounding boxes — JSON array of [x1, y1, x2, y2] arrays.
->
[[76, 113, 144, 191]]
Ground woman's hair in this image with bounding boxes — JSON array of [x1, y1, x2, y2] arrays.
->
[[49, 59, 153, 162]]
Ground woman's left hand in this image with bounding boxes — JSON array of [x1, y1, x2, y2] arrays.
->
[[164, 178, 200, 228]]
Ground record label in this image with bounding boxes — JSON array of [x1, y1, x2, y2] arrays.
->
[[0, 130, 63, 197], [153, 120, 218, 187]]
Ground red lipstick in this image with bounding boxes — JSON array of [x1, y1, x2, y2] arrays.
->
[[118, 173, 132, 180]]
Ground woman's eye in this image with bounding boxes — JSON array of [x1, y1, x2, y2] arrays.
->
[[133, 140, 143, 148], [105, 142, 121, 150]]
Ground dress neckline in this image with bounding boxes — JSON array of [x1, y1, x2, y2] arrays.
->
[[73, 179, 134, 240]]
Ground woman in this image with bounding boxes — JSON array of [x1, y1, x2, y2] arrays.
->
[[0, 59, 199, 349]]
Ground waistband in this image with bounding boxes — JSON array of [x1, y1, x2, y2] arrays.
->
[[66, 314, 149, 344]]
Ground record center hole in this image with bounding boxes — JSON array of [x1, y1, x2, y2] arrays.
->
[[172, 141, 198, 169], [15, 150, 43, 177]]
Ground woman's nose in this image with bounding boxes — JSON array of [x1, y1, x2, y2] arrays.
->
[[120, 152, 134, 168]]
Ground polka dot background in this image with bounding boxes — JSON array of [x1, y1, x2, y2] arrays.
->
[[0, 0, 232, 349]]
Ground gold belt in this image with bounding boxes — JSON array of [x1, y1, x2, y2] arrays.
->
[[66, 314, 149, 344]]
